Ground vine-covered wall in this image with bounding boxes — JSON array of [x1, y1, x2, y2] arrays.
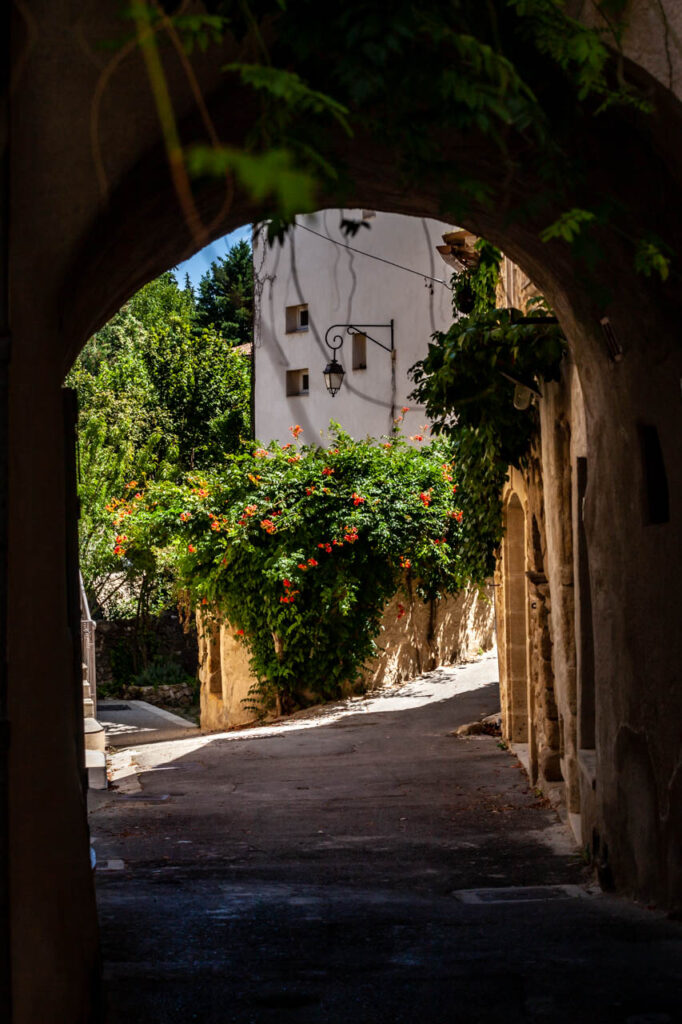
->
[[198, 583, 496, 732]]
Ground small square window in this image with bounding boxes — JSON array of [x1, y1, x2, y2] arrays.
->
[[286, 368, 310, 396], [285, 304, 309, 333], [352, 333, 367, 370]]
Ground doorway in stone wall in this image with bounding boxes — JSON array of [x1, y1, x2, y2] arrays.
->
[[502, 492, 530, 749]]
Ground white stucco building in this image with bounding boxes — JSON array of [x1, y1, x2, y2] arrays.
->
[[252, 210, 456, 444]]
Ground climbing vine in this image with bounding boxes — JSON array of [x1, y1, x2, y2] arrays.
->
[[410, 299, 567, 467], [106, 1, 674, 280], [451, 240, 503, 317], [111, 425, 500, 714]]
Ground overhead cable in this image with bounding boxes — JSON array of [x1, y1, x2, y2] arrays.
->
[[295, 222, 453, 289]]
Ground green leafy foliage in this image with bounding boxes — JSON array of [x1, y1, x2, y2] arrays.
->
[[112, 426, 496, 714], [223, 65, 351, 134], [120, 1, 664, 280], [194, 238, 253, 343], [452, 240, 502, 317], [635, 238, 671, 282], [540, 208, 597, 244], [186, 145, 318, 220], [67, 260, 252, 622], [435, 30, 541, 142], [408, 298, 566, 584], [507, 0, 646, 109], [409, 301, 567, 468], [130, 659, 197, 691], [165, 0, 662, 283], [173, 14, 228, 53]]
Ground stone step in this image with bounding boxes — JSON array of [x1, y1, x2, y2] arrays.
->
[[84, 717, 105, 753], [85, 749, 107, 790]]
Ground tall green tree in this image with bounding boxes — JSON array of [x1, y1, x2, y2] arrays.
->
[[194, 238, 253, 344], [68, 264, 252, 623]]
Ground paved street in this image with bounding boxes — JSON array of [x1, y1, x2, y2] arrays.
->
[[90, 654, 682, 1023], [98, 699, 199, 748]]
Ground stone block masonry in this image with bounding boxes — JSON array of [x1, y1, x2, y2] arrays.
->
[[197, 583, 496, 732]]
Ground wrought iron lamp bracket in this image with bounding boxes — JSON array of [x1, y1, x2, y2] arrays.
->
[[324, 320, 394, 355]]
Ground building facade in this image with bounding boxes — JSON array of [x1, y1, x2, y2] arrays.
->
[[494, 257, 591, 844], [493, 258, 647, 882], [252, 210, 456, 444]]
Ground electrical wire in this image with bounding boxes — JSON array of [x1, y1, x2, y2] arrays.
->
[[296, 222, 453, 289]]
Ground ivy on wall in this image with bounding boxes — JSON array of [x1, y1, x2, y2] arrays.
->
[[410, 241, 566, 569], [410, 300, 566, 467], [452, 240, 502, 317]]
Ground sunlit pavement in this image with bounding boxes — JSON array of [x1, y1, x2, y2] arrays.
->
[[98, 699, 199, 747], [90, 653, 682, 1023]]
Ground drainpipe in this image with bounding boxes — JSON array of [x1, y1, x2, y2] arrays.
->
[[0, 1, 12, 1016]]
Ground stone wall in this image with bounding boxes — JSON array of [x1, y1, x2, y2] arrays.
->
[[360, 584, 496, 690], [495, 258, 591, 845], [198, 584, 496, 733], [118, 682, 196, 709]]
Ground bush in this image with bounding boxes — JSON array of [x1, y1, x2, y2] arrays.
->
[[109, 424, 498, 714], [131, 659, 197, 691]]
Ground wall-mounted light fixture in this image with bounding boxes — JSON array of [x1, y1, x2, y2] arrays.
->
[[323, 320, 394, 396], [501, 311, 558, 409], [499, 370, 542, 411], [323, 355, 345, 397]]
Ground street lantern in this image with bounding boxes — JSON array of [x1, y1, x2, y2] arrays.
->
[[323, 357, 346, 397], [323, 320, 394, 397], [512, 383, 533, 410], [499, 368, 542, 411]]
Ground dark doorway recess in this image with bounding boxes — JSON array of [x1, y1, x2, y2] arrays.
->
[[638, 423, 670, 526]]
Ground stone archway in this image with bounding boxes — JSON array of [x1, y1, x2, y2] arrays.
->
[[4, 6, 682, 1020]]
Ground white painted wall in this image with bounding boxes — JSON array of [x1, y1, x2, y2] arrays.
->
[[253, 209, 456, 445]]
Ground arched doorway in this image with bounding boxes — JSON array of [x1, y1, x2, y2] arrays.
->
[[501, 492, 530, 747]]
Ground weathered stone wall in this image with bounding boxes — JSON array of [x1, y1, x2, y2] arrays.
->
[[360, 584, 496, 690], [575, 0, 682, 101], [495, 260, 585, 834], [497, 464, 563, 789], [119, 682, 196, 709], [197, 614, 260, 733], [539, 364, 587, 831], [198, 584, 496, 732], [5, 9, 682, 1019]]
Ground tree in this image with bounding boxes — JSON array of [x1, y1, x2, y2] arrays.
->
[[67, 266, 252, 627], [142, 317, 251, 470], [194, 238, 253, 345]]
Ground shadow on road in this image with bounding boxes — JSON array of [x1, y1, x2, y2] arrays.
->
[[91, 657, 682, 1023]]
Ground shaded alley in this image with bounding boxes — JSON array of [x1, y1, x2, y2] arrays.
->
[[90, 655, 682, 1023]]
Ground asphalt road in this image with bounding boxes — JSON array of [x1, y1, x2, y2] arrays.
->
[[90, 654, 682, 1023]]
